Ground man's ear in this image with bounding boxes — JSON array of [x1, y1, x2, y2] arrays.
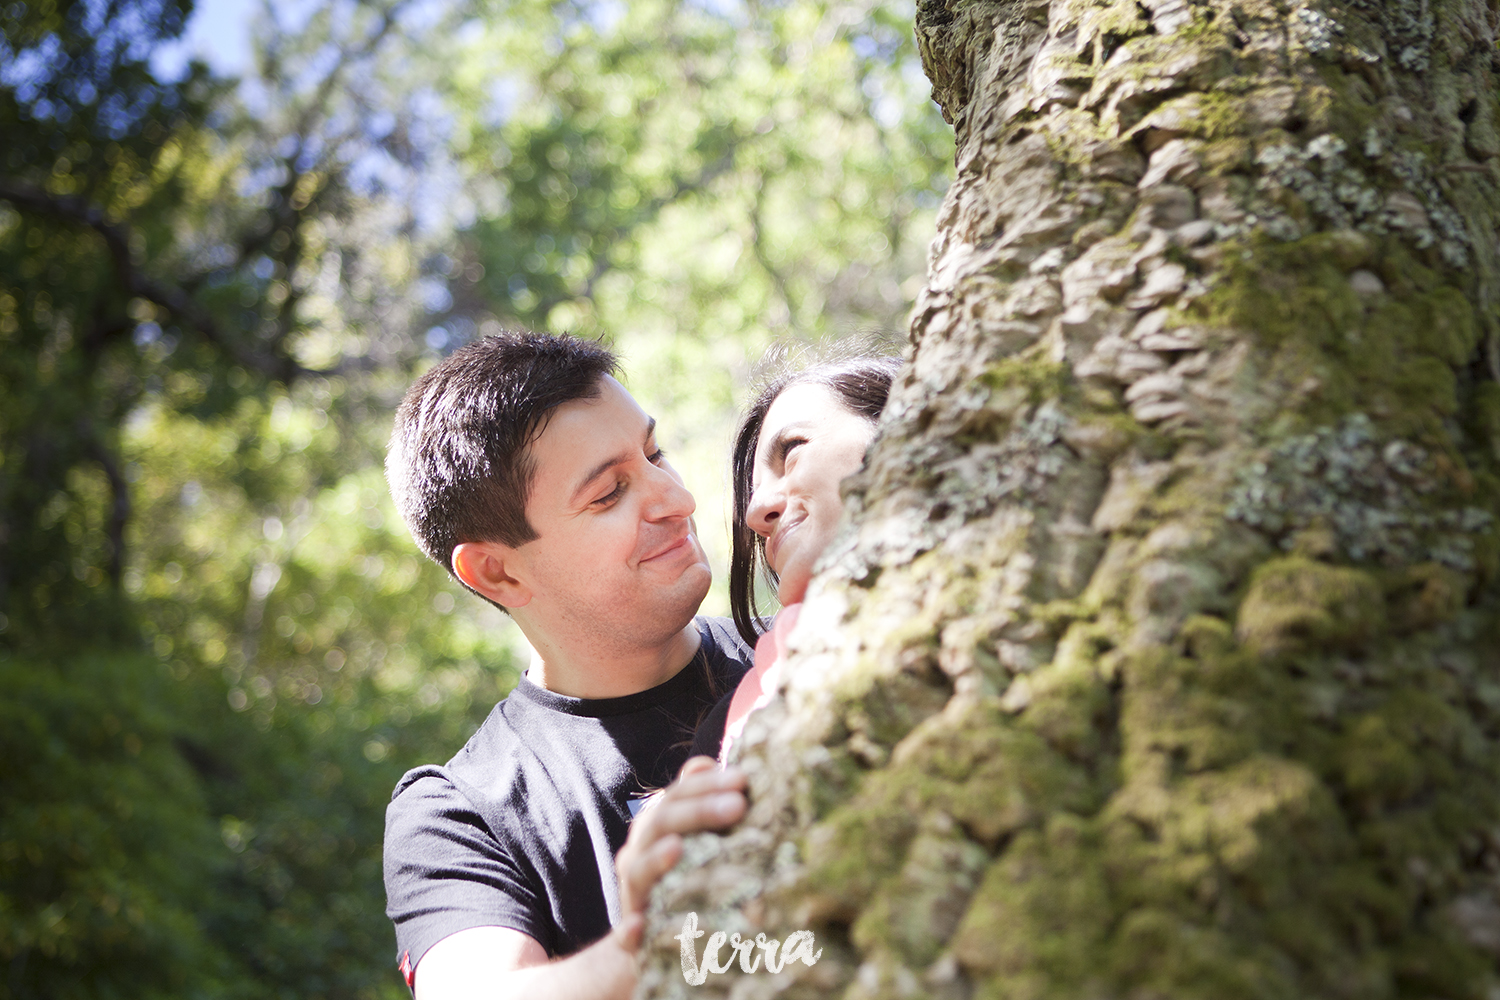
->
[[452, 541, 532, 609]]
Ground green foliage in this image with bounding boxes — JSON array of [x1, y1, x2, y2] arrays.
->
[[0, 0, 214, 643], [450, 0, 947, 345], [0, 642, 504, 1000], [0, 649, 228, 1000]]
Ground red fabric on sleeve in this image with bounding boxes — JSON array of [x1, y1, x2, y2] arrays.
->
[[719, 603, 801, 765]]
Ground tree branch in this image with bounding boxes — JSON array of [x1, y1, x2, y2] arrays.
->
[[180, 0, 417, 347], [229, 0, 412, 281], [81, 432, 130, 588], [0, 177, 356, 381], [749, 172, 798, 334], [530, 140, 745, 320]]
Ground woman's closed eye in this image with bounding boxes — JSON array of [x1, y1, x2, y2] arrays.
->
[[776, 436, 807, 464]]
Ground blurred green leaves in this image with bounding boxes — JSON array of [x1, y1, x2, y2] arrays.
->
[[0, 642, 507, 999], [447, 0, 949, 358], [1, 651, 225, 1000]]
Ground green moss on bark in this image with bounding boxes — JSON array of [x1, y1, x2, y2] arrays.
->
[[1235, 558, 1384, 657], [938, 600, 1500, 1000], [1188, 233, 1485, 444], [799, 699, 1101, 924]]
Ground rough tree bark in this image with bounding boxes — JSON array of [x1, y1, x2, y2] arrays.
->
[[640, 2, 1500, 997]]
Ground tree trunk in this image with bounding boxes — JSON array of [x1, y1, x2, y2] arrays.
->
[[639, 2, 1500, 997]]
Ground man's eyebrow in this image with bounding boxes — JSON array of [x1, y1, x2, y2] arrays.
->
[[569, 417, 657, 505]]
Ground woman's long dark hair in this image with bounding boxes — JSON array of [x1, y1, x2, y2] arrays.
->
[[728, 353, 901, 647]]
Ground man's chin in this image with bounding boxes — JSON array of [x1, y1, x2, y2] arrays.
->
[[657, 562, 712, 627], [608, 561, 712, 647], [679, 561, 713, 608]]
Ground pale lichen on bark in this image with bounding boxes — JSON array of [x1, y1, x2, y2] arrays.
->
[[638, 2, 1500, 998]]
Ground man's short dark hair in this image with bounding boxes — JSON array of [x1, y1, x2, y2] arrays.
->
[[387, 332, 618, 578]]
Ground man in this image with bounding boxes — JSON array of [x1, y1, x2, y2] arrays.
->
[[383, 332, 752, 998]]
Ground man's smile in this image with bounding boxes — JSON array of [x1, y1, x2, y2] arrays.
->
[[639, 527, 696, 565]]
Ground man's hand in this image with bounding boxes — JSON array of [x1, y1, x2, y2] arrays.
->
[[615, 756, 748, 921], [414, 759, 745, 998]]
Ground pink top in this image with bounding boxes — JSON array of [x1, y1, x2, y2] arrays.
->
[[718, 603, 802, 766]]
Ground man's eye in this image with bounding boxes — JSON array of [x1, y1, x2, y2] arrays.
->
[[648, 447, 666, 464], [593, 482, 625, 506]]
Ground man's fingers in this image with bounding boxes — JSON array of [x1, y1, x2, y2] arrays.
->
[[621, 763, 746, 847], [618, 833, 682, 915], [613, 761, 750, 924], [677, 755, 718, 778], [612, 912, 645, 953], [670, 766, 746, 799], [662, 762, 746, 801], [632, 789, 746, 844], [620, 833, 683, 913]]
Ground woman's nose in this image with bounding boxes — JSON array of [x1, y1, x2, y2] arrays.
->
[[746, 480, 784, 538]]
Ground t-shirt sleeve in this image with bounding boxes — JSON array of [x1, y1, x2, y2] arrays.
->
[[383, 768, 553, 983], [689, 690, 733, 762]]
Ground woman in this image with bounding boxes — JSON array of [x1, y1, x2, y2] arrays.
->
[[691, 353, 900, 762]]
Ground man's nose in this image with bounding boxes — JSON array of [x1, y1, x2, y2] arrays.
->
[[745, 480, 783, 538], [644, 460, 696, 520]]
